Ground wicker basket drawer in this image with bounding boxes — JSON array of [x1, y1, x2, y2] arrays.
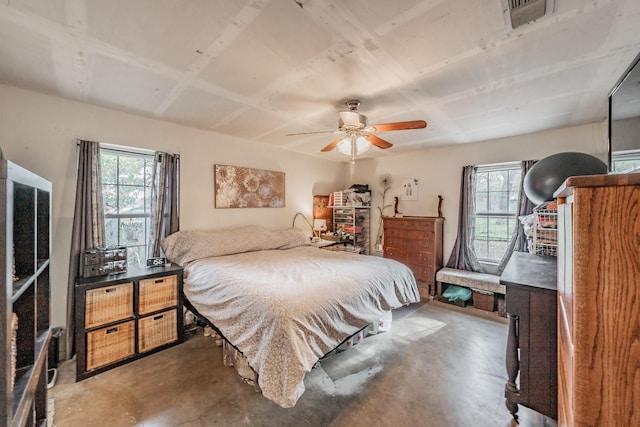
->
[[139, 275, 178, 315], [138, 310, 178, 353], [85, 282, 133, 329], [86, 321, 135, 371]]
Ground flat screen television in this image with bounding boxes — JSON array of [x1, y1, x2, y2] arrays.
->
[[608, 51, 640, 171]]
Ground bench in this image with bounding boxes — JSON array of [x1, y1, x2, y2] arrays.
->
[[436, 267, 506, 314]]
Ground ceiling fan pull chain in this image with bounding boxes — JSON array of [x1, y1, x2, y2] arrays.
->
[[351, 134, 357, 164]]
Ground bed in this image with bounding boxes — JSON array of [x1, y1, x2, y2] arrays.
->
[[161, 225, 419, 408]]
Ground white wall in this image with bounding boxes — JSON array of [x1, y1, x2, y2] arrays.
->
[[348, 122, 608, 262], [0, 81, 611, 333], [0, 83, 345, 329]]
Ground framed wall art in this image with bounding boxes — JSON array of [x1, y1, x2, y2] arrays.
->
[[214, 164, 285, 208]]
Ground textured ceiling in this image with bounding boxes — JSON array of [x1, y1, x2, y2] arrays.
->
[[1, 0, 640, 161]]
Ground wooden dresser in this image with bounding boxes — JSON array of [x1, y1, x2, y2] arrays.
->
[[383, 216, 444, 298], [555, 172, 640, 426]]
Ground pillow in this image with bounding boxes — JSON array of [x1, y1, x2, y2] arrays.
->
[[161, 225, 310, 265]]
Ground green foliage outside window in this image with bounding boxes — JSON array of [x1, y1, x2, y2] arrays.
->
[[101, 150, 154, 268], [473, 165, 521, 263]]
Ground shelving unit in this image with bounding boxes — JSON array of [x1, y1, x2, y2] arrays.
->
[[1, 160, 52, 427], [75, 265, 184, 381], [329, 206, 370, 254]]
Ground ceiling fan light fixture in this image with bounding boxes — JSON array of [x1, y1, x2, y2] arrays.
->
[[336, 135, 371, 156]]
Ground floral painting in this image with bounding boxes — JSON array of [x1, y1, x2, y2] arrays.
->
[[214, 164, 285, 208]]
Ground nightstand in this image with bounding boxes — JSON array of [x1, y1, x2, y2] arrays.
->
[[75, 264, 184, 381]]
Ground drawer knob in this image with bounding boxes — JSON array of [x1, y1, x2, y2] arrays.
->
[[106, 327, 119, 334]]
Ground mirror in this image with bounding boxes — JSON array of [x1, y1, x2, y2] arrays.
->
[[609, 51, 640, 170]]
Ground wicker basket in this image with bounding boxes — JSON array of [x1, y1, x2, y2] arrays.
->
[[138, 310, 177, 353], [473, 290, 496, 311], [85, 282, 134, 329], [138, 275, 178, 315], [86, 320, 135, 371]]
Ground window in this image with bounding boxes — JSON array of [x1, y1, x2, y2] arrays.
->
[[611, 149, 640, 173], [473, 163, 522, 264], [100, 147, 155, 268]]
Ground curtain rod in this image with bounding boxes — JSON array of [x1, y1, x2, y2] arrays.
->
[[76, 140, 179, 158]]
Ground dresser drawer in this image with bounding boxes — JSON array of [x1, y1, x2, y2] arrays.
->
[[384, 236, 405, 248], [386, 219, 435, 231], [383, 246, 408, 263], [86, 320, 135, 371], [416, 230, 435, 241], [385, 225, 434, 238], [384, 227, 408, 239], [138, 310, 178, 353], [419, 251, 435, 263], [139, 274, 178, 315], [85, 282, 134, 329], [416, 265, 435, 283], [395, 239, 433, 254]]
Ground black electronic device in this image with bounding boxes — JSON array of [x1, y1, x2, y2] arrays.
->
[[146, 257, 167, 267]]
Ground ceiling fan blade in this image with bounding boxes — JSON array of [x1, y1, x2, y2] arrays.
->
[[286, 130, 338, 136], [321, 137, 343, 152], [371, 120, 427, 132], [367, 134, 393, 149]]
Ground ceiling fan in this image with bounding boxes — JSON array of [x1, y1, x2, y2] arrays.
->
[[286, 99, 427, 163]]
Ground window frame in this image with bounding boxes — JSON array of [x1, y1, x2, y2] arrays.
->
[[100, 145, 156, 268], [473, 161, 521, 265]]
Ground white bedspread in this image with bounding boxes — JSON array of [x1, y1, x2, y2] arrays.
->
[[183, 246, 419, 407]]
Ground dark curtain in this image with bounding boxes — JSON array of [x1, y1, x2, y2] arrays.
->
[[148, 152, 180, 257], [66, 140, 105, 359], [445, 165, 485, 272], [496, 160, 537, 274]]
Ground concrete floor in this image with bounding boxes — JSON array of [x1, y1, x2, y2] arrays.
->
[[50, 301, 557, 427]]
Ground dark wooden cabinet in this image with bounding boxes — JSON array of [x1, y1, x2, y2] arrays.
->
[[75, 264, 184, 381], [555, 173, 640, 426], [1, 160, 52, 427], [500, 252, 557, 421], [383, 216, 444, 299]]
